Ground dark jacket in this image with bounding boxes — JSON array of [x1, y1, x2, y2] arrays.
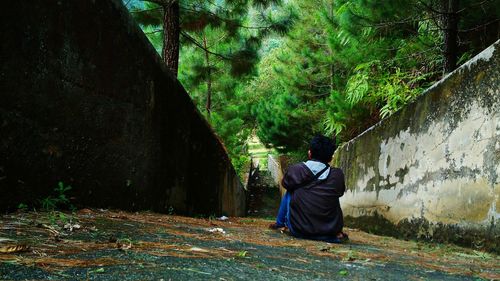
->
[[282, 163, 346, 238]]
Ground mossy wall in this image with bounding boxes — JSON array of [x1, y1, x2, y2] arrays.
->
[[0, 0, 246, 216], [333, 40, 500, 251]]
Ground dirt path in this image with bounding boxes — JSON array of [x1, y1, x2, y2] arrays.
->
[[0, 209, 498, 280]]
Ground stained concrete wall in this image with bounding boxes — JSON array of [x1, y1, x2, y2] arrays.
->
[[0, 0, 246, 216], [333, 40, 500, 251], [267, 155, 285, 196]]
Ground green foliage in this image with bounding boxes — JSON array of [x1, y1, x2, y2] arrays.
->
[[250, 0, 450, 150], [40, 181, 74, 211], [236, 250, 248, 258], [40, 197, 57, 212], [338, 269, 349, 276], [126, 0, 295, 178], [88, 268, 106, 274], [17, 203, 28, 211], [46, 211, 72, 226], [130, 0, 295, 79], [209, 88, 254, 176], [254, 91, 319, 152], [125, 0, 498, 164]]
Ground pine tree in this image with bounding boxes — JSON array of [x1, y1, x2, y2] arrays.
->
[[124, 0, 295, 173], [124, 0, 499, 156], [130, 0, 293, 81], [250, 0, 498, 153]]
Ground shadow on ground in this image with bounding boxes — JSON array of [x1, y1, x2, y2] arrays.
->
[[0, 209, 498, 280]]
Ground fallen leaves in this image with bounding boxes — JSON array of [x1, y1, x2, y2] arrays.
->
[[0, 244, 30, 254], [454, 250, 493, 260], [35, 257, 120, 268], [189, 247, 209, 253], [0, 238, 30, 254], [38, 224, 60, 236], [0, 209, 498, 281], [63, 223, 81, 232], [207, 227, 226, 234], [116, 238, 132, 251], [88, 267, 105, 274]]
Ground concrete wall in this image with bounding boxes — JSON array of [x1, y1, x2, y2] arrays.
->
[[0, 0, 246, 216], [267, 155, 280, 186], [268, 155, 294, 198], [333, 40, 500, 251]]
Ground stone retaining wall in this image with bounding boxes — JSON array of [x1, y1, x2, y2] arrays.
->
[[0, 0, 246, 216], [333, 40, 500, 251]]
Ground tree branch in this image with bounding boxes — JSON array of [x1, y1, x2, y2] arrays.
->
[[456, 0, 493, 14], [180, 5, 274, 30], [142, 0, 176, 8], [144, 29, 163, 34], [131, 7, 162, 14], [417, 0, 446, 15], [180, 31, 231, 61], [458, 18, 500, 32]]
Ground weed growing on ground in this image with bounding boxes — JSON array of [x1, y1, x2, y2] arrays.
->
[[17, 203, 28, 211], [338, 269, 349, 276], [37, 181, 77, 227], [40, 181, 73, 211], [236, 250, 248, 258], [46, 211, 72, 226]]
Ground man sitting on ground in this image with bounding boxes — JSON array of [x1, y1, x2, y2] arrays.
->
[[270, 135, 347, 243]]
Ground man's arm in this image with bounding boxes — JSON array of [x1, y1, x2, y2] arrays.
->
[[332, 168, 346, 197], [281, 164, 309, 192]]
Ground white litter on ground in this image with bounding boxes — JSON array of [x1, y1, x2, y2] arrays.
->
[[207, 228, 226, 234]]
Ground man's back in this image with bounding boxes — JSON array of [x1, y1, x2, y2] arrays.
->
[[282, 162, 346, 238]]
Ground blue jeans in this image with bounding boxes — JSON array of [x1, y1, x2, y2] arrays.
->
[[275, 192, 295, 233]]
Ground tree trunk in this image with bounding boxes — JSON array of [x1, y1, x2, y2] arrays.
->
[[203, 34, 212, 117], [162, 1, 180, 77], [329, 0, 335, 93], [443, 0, 459, 74]]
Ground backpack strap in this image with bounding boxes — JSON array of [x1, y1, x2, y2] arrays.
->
[[300, 164, 330, 190], [312, 165, 330, 181]]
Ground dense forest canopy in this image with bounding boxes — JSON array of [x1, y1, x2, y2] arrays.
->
[[125, 0, 499, 174]]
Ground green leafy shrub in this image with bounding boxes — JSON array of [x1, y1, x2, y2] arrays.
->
[[40, 181, 74, 211]]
